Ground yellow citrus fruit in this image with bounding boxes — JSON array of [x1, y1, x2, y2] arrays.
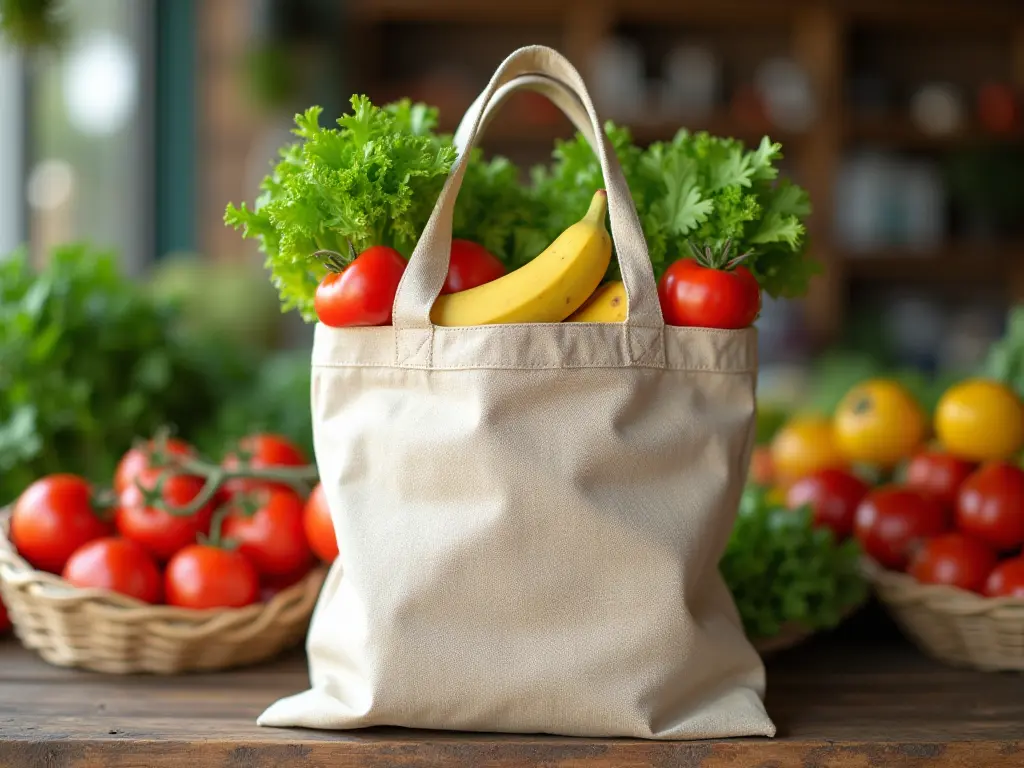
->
[[934, 378, 1024, 462], [769, 415, 846, 484], [833, 379, 926, 467]]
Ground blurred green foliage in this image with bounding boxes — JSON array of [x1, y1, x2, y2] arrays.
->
[[0, 243, 315, 505]]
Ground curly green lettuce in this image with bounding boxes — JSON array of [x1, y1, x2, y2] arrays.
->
[[225, 97, 458, 321]]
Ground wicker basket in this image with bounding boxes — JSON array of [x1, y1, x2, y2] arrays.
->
[[863, 558, 1024, 671], [0, 506, 327, 674]]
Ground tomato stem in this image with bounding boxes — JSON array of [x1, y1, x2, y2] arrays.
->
[[312, 249, 348, 274], [132, 433, 320, 519], [687, 238, 753, 271]]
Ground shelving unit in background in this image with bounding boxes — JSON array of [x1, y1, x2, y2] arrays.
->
[[337, 0, 1024, 352]]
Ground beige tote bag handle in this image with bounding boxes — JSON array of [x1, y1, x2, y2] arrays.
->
[[452, 73, 598, 154], [392, 46, 665, 354]]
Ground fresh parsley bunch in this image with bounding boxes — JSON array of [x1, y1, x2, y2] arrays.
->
[[532, 124, 817, 298], [721, 484, 867, 640]]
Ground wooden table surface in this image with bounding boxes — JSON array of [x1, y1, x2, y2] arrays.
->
[[1, 626, 1022, 768]]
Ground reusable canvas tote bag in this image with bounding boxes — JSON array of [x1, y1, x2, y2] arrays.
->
[[259, 45, 775, 740]]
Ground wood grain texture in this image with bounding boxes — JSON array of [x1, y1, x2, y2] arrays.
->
[[1, 633, 1022, 767]]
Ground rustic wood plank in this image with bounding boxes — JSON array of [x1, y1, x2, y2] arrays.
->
[[0, 634, 1022, 767]]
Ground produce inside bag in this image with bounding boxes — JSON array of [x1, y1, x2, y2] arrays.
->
[[225, 95, 814, 329]]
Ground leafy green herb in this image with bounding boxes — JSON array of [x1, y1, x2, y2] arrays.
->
[[0, 244, 226, 505], [532, 124, 816, 297], [721, 484, 867, 639]]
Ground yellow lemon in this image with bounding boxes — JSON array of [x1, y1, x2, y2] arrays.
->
[[935, 378, 1024, 462]]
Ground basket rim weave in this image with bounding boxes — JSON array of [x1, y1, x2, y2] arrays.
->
[[861, 556, 1024, 615], [0, 503, 328, 634]]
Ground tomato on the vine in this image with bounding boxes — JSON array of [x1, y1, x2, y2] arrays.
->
[[303, 483, 338, 563], [115, 468, 213, 562], [956, 462, 1024, 552], [785, 468, 869, 541], [114, 438, 194, 495], [854, 485, 948, 571], [221, 488, 313, 577], [62, 537, 163, 604], [314, 245, 407, 328], [907, 533, 997, 592], [222, 433, 308, 497], [441, 239, 506, 294], [164, 544, 259, 610], [983, 558, 1024, 598], [11, 474, 111, 573], [905, 450, 977, 510], [657, 243, 760, 329]]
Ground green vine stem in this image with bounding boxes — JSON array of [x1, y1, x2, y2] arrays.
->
[[132, 432, 320, 519]]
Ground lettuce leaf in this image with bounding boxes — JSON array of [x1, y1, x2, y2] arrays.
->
[[225, 98, 458, 321]]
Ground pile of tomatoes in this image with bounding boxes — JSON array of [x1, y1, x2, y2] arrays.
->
[[1, 434, 337, 627], [764, 377, 1024, 599]]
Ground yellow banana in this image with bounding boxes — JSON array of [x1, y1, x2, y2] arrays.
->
[[430, 190, 611, 326], [566, 281, 626, 323]]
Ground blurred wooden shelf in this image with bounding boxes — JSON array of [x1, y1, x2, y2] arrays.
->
[[841, 243, 1024, 283], [348, 0, 1023, 27], [846, 117, 1024, 150], [436, 111, 800, 147]]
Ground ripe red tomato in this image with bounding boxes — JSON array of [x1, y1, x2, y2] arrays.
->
[[11, 474, 111, 573], [956, 462, 1024, 552], [314, 245, 407, 327], [303, 483, 339, 563], [441, 239, 506, 294], [115, 468, 213, 562], [113, 438, 194, 495], [0, 595, 10, 634], [62, 537, 163, 604], [657, 257, 761, 329], [221, 488, 313, 577], [905, 450, 976, 510], [222, 433, 309, 497], [786, 468, 869, 541], [164, 544, 259, 609], [907, 533, 997, 592], [854, 485, 948, 571], [984, 558, 1024, 598]]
